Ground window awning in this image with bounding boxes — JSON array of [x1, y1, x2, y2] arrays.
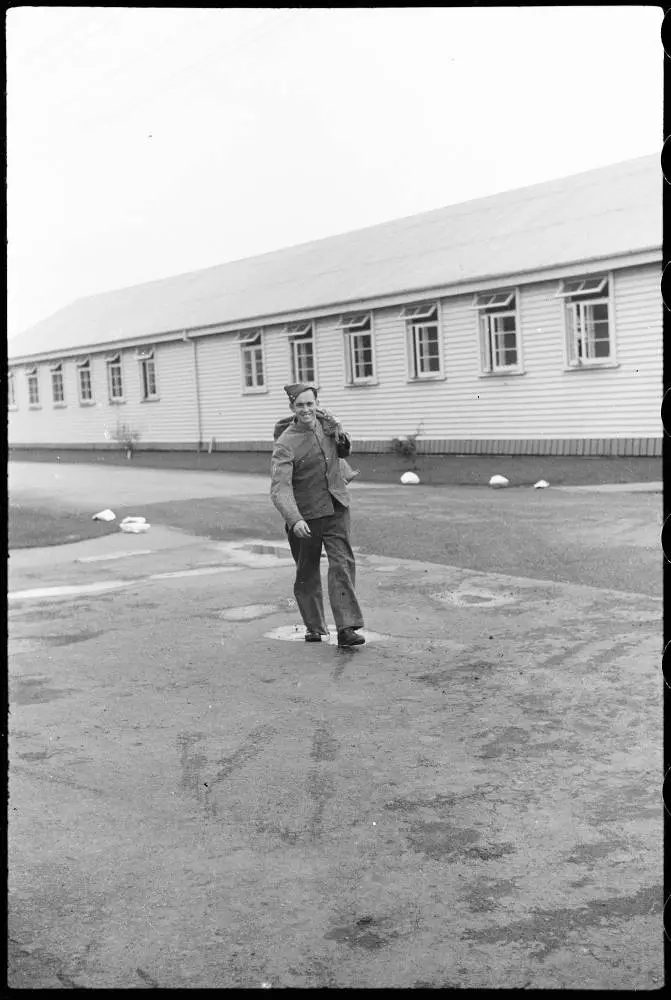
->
[[236, 330, 261, 345], [337, 313, 371, 330], [286, 322, 313, 338], [400, 303, 437, 321], [556, 276, 608, 298], [472, 291, 515, 309]]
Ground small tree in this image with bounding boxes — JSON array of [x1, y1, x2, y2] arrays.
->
[[391, 421, 425, 470], [112, 422, 141, 459]]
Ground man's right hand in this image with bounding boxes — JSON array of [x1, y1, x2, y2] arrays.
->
[[292, 519, 311, 538]]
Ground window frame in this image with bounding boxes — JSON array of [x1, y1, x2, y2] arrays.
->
[[557, 273, 616, 369], [287, 322, 317, 386], [106, 353, 125, 402], [76, 358, 95, 405], [401, 302, 444, 381], [50, 361, 66, 406], [26, 366, 40, 407], [137, 347, 159, 401], [472, 288, 524, 376], [8, 370, 17, 409], [339, 313, 377, 385], [238, 329, 267, 394]]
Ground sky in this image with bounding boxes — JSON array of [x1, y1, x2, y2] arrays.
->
[[6, 5, 663, 338]]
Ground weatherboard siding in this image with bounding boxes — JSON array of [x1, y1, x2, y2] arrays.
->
[[196, 329, 289, 446], [8, 342, 200, 448], [7, 263, 661, 453], [323, 264, 662, 443]]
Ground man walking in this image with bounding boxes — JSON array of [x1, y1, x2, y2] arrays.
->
[[270, 383, 365, 647], [272, 406, 359, 564]]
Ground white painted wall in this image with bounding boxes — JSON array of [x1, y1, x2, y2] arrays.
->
[[8, 263, 661, 448], [8, 341, 200, 446]]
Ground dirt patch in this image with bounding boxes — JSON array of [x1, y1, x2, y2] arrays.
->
[[562, 840, 628, 865], [406, 821, 482, 860], [324, 915, 394, 951], [464, 877, 520, 913], [10, 675, 76, 705], [310, 722, 338, 763], [461, 884, 662, 959]]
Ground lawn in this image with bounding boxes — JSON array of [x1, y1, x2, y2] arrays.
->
[[8, 503, 120, 550], [8, 485, 659, 598]]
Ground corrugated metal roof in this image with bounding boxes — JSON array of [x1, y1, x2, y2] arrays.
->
[[9, 154, 660, 360]]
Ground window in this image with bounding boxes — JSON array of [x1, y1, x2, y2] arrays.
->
[[473, 290, 522, 374], [8, 371, 16, 408], [106, 353, 124, 400], [50, 362, 65, 404], [339, 314, 375, 383], [557, 275, 613, 366], [238, 331, 265, 391], [401, 302, 442, 379], [77, 359, 94, 403], [26, 367, 40, 406], [287, 323, 316, 384], [137, 348, 158, 400]]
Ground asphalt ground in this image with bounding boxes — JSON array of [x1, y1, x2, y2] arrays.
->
[[7, 462, 663, 989]]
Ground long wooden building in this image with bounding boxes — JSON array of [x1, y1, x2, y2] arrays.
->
[[8, 154, 661, 457]]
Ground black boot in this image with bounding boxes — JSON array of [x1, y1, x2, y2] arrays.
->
[[337, 627, 365, 647]]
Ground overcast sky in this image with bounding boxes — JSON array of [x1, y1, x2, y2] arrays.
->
[[6, 6, 662, 338]]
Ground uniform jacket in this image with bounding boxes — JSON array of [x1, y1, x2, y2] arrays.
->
[[270, 418, 352, 528]]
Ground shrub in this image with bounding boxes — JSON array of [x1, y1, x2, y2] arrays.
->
[[112, 422, 141, 458], [391, 421, 424, 466]]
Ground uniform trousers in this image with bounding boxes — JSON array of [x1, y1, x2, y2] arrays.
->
[[292, 501, 363, 634]]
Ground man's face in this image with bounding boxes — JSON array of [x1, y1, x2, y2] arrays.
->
[[291, 389, 317, 427]]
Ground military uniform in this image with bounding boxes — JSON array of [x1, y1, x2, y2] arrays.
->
[[270, 390, 364, 640], [273, 409, 358, 565]]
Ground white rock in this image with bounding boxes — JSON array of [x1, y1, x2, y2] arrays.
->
[[400, 471, 420, 485], [489, 475, 509, 488], [92, 509, 116, 521], [534, 479, 550, 489], [119, 517, 151, 533]]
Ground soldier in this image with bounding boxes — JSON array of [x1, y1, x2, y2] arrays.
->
[[270, 383, 365, 647], [272, 405, 359, 564]]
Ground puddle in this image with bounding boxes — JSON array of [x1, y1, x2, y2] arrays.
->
[[149, 566, 241, 581], [241, 543, 293, 559], [431, 589, 515, 609], [264, 624, 387, 644], [76, 550, 152, 563], [9, 580, 132, 602], [215, 540, 296, 567], [221, 604, 279, 620]]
